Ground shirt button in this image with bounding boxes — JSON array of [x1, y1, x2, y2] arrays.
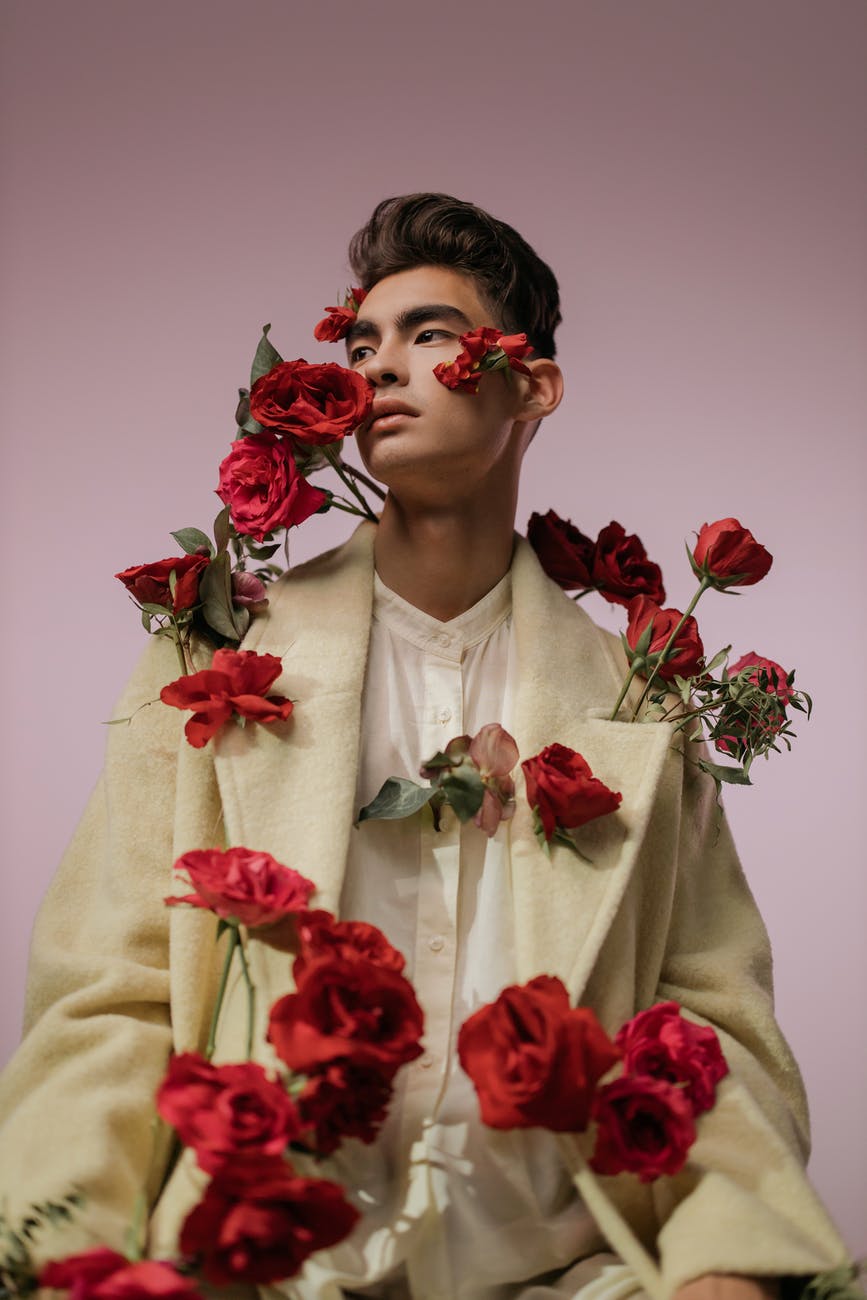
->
[[437, 632, 452, 648], [437, 707, 452, 724], [428, 934, 445, 952], [419, 1054, 434, 1069]]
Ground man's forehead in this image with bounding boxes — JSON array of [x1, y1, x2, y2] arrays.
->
[[359, 265, 488, 319]]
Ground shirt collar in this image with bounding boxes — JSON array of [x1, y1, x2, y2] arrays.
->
[[372, 569, 512, 660]]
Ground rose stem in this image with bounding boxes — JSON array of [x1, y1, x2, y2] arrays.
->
[[206, 925, 240, 1058], [608, 662, 642, 722], [236, 934, 256, 1060], [323, 445, 379, 522], [341, 461, 387, 501], [630, 576, 712, 721]]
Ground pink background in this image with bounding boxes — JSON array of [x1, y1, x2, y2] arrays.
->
[[1, 0, 864, 1253]]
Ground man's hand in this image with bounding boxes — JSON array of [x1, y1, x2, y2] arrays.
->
[[674, 1276, 780, 1300]]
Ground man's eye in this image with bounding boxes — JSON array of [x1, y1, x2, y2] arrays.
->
[[416, 329, 450, 344], [349, 346, 373, 364]]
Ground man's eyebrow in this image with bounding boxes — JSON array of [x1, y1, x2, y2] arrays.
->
[[344, 303, 474, 349]]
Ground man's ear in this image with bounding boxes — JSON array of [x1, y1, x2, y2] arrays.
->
[[517, 358, 564, 423]]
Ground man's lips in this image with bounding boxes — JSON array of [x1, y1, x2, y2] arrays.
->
[[367, 400, 420, 432]]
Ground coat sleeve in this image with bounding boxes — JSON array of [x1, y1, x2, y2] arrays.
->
[[0, 635, 212, 1267], [649, 747, 850, 1288]]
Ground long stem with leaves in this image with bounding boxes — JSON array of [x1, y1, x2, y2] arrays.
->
[[629, 576, 712, 721]]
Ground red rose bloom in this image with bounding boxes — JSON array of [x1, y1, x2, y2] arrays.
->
[[160, 648, 294, 748], [714, 652, 794, 759], [165, 845, 314, 927], [615, 1002, 728, 1115], [313, 287, 367, 342], [179, 1158, 359, 1285], [625, 596, 705, 682], [217, 432, 327, 542], [691, 517, 773, 588], [293, 910, 407, 979], [249, 359, 373, 445], [40, 1251, 201, 1300], [521, 744, 622, 842], [115, 554, 209, 614], [527, 510, 596, 591], [590, 1074, 696, 1182], [268, 955, 424, 1078], [156, 1053, 300, 1173], [458, 975, 620, 1131], [591, 522, 666, 607], [728, 652, 794, 706], [297, 1061, 393, 1155], [433, 327, 524, 392]]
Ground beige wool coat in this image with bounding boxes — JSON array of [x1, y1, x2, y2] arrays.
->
[[0, 523, 850, 1293]]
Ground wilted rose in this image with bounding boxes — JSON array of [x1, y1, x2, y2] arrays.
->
[[527, 510, 596, 591], [160, 648, 293, 748], [179, 1158, 359, 1285], [165, 846, 314, 927], [249, 359, 372, 445], [115, 554, 209, 614], [590, 1074, 696, 1182], [458, 974, 619, 1131], [615, 1002, 728, 1115], [691, 517, 773, 589], [591, 522, 666, 608], [217, 433, 327, 542], [521, 744, 622, 842], [625, 596, 705, 682], [231, 571, 269, 612], [156, 1053, 300, 1173], [468, 723, 519, 836]]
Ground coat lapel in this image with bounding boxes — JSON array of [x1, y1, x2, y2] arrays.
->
[[211, 522, 376, 915], [509, 539, 677, 1000]]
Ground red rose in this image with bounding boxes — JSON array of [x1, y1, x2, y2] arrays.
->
[[433, 327, 514, 392], [591, 522, 666, 608], [155, 1053, 300, 1173], [297, 1061, 393, 1155], [165, 846, 314, 927], [527, 510, 596, 591], [115, 554, 209, 614], [590, 1074, 696, 1182], [217, 432, 327, 542], [458, 975, 620, 1131], [625, 596, 705, 682], [615, 1002, 728, 1115], [497, 331, 533, 375], [160, 648, 294, 748], [249, 359, 373, 445], [521, 744, 622, 842], [293, 910, 406, 979], [714, 652, 794, 759], [268, 955, 424, 1078], [179, 1158, 359, 1285], [313, 287, 366, 343], [691, 517, 773, 588], [40, 1251, 201, 1300]]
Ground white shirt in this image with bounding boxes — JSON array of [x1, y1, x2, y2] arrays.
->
[[286, 573, 599, 1300]]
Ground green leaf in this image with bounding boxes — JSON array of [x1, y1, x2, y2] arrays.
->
[[440, 766, 485, 822], [199, 552, 245, 641], [357, 777, 435, 824], [140, 609, 152, 632], [698, 758, 753, 786], [551, 825, 594, 863], [171, 526, 214, 557], [802, 1265, 866, 1300], [239, 415, 264, 436], [213, 505, 231, 555], [244, 541, 280, 560], [139, 601, 172, 617], [250, 323, 283, 386], [704, 645, 731, 675]]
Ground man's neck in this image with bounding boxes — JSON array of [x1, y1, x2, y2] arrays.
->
[[373, 494, 517, 623]]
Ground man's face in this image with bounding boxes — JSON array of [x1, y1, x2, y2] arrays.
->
[[346, 265, 533, 500]]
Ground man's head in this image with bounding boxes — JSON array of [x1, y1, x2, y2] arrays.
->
[[347, 193, 561, 360]]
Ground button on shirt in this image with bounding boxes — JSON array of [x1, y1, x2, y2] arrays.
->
[[289, 572, 597, 1300]]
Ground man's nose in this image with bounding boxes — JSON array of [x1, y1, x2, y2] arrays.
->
[[363, 340, 408, 386]]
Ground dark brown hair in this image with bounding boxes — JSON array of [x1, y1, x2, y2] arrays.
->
[[347, 193, 561, 359]]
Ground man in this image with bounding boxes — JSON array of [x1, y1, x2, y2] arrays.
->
[[0, 194, 851, 1298]]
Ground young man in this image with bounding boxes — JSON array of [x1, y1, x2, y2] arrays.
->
[[0, 195, 850, 1299]]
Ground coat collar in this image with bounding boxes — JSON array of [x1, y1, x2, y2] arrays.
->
[[212, 523, 675, 997]]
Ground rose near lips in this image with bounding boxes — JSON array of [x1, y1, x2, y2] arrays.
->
[[7, 310, 819, 1300]]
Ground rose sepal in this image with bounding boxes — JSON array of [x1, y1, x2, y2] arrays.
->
[[250, 323, 283, 387]]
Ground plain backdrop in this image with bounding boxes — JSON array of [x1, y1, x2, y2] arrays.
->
[[1, 0, 864, 1255]]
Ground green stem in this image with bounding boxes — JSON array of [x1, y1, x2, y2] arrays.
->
[[608, 662, 642, 722], [170, 626, 189, 676], [323, 445, 379, 522], [328, 496, 374, 518], [206, 926, 240, 1059], [556, 1136, 668, 1300], [236, 935, 256, 1060], [341, 461, 387, 502], [630, 577, 711, 721]]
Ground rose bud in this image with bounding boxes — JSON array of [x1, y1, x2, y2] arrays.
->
[[625, 596, 704, 682], [231, 571, 269, 614], [691, 517, 773, 588]]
